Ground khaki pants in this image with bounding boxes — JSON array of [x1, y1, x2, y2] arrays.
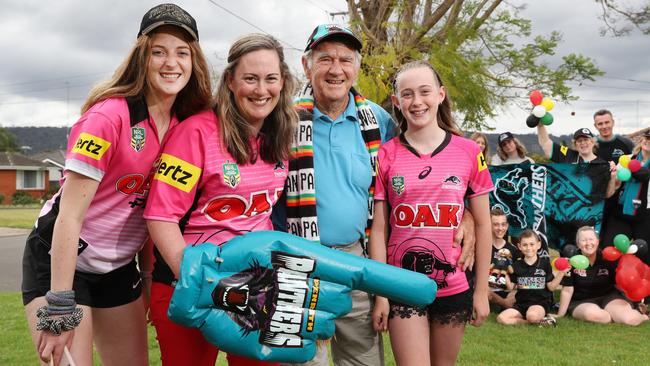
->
[[282, 240, 384, 366]]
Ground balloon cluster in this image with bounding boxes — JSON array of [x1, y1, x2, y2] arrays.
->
[[602, 234, 648, 261], [526, 90, 555, 128], [616, 155, 650, 182], [601, 234, 650, 301], [551, 244, 590, 271]]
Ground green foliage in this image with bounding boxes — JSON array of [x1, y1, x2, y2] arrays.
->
[[0, 127, 18, 152], [348, 1, 603, 132], [11, 191, 38, 206]]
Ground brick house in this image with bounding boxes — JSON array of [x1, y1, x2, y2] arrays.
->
[[0, 151, 49, 204]]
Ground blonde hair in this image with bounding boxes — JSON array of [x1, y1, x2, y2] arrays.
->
[[392, 60, 462, 136], [82, 29, 212, 121], [470, 132, 490, 164], [214, 34, 298, 165], [575, 226, 598, 244], [496, 137, 529, 161]]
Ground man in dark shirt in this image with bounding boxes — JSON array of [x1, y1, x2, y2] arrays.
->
[[593, 109, 634, 163]]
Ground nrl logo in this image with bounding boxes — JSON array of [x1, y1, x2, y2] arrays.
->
[[391, 175, 405, 195], [223, 162, 241, 188]]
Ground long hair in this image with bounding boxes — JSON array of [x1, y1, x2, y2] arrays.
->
[[392, 60, 462, 136], [470, 132, 490, 164], [496, 137, 528, 161], [214, 34, 297, 165], [82, 29, 212, 121]]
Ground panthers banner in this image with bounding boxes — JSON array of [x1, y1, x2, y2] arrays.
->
[[488, 162, 610, 252]]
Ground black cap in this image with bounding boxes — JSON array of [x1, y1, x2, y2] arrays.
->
[[498, 132, 514, 145], [139, 4, 198, 41], [573, 128, 595, 140], [305, 24, 362, 52]]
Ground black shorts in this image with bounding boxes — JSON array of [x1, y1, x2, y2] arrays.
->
[[389, 289, 473, 326], [513, 301, 550, 316], [22, 233, 142, 308], [568, 290, 627, 316]]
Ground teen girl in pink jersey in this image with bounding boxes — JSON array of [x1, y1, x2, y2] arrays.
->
[[369, 60, 493, 366], [144, 34, 297, 366], [21, 4, 212, 366]]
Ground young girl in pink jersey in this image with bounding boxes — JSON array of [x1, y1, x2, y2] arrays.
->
[[369, 60, 493, 366], [144, 34, 297, 366], [21, 4, 212, 366]]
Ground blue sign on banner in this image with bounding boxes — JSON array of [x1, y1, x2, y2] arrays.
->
[[488, 162, 610, 252]]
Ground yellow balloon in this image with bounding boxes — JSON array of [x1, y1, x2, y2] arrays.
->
[[619, 154, 631, 168], [541, 98, 555, 111]]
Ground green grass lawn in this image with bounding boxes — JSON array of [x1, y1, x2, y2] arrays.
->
[[2, 292, 648, 365], [0, 207, 40, 229]]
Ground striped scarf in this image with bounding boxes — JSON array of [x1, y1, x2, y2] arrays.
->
[[286, 83, 381, 249]]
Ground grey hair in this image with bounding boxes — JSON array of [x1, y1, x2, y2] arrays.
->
[[575, 226, 598, 244]]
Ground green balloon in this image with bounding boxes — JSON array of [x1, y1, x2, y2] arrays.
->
[[570, 254, 590, 270], [617, 167, 632, 182], [541, 112, 554, 125], [614, 234, 631, 253]]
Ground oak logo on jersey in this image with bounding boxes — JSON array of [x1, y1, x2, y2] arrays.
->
[[130, 127, 145, 152], [223, 162, 241, 188], [391, 175, 405, 195], [154, 153, 201, 192], [394, 203, 461, 228], [477, 151, 487, 172], [72, 132, 111, 160]]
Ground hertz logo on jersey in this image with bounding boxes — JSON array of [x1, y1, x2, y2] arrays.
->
[[72, 132, 111, 160], [154, 153, 202, 193]]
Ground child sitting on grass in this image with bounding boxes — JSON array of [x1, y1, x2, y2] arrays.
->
[[497, 229, 567, 326], [488, 208, 520, 312]]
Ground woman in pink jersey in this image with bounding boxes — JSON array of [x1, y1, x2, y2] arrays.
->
[[369, 60, 493, 366], [144, 33, 297, 366], [21, 4, 212, 366]]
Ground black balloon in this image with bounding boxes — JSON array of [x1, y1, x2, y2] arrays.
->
[[632, 167, 650, 182], [561, 244, 580, 258], [526, 114, 540, 128], [634, 239, 648, 257]]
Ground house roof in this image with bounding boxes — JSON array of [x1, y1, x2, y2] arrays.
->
[[30, 149, 66, 167], [0, 151, 48, 168]]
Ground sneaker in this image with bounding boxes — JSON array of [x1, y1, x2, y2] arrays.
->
[[538, 315, 557, 328], [497, 276, 507, 286]]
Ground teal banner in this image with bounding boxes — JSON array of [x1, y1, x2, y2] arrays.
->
[[488, 162, 610, 253]]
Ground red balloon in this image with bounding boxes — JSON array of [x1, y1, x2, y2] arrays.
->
[[529, 90, 543, 106], [628, 159, 642, 173], [555, 257, 570, 271], [602, 246, 622, 261], [616, 254, 650, 301]]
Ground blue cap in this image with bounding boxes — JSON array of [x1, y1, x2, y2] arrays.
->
[[304, 24, 362, 52]]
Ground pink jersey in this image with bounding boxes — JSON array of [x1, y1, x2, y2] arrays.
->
[[144, 110, 287, 247], [375, 133, 494, 297], [35, 97, 179, 274]]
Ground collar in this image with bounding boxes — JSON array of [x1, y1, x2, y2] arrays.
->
[[399, 131, 451, 158], [312, 92, 357, 124], [126, 95, 149, 127]]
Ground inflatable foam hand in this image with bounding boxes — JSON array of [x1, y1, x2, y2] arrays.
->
[[168, 231, 437, 363], [615, 254, 650, 301]]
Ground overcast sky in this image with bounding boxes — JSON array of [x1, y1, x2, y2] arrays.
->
[[1, 0, 649, 137]]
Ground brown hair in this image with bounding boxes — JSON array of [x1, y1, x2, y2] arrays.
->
[[490, 207, 506, 217], [82, 28, 212, 121], [593, 109, 613, 120], [214, 34, 298, 165], [392, 60, 462, 136], [496, 137, 529, 161], [519, 229, 540, 242]]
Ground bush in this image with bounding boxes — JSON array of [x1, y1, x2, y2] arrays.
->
[[0, 194, 4, 204], [12, 191, 37, 205]]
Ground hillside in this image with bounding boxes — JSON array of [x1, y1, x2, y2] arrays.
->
[[5, 126, 574, 157], [8, 127, 69, 154]]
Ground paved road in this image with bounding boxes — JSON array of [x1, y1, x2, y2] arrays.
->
[[0, 233, 28, 292]]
